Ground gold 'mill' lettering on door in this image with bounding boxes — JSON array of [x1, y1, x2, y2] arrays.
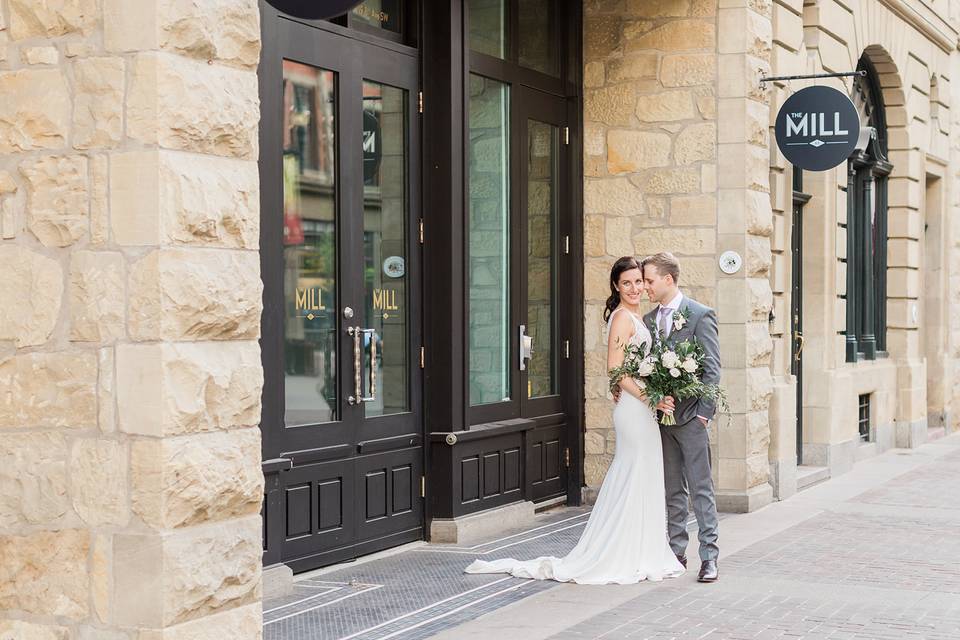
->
[[372, 289, 399, 311], [295, 288, 326, 311]]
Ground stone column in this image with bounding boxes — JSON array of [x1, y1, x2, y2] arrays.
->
[[714, 0, 774, 512], [766, 0, 805, 500], [0, 1, 264, 638]]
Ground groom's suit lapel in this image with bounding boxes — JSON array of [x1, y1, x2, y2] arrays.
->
[[648, 298, 697, 346], [668, 300, 696, 344]]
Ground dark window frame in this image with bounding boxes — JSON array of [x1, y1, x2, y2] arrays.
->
[[845, 56, 892, 363], [858, 393, 872, 442], [463, 0, 579, 426]]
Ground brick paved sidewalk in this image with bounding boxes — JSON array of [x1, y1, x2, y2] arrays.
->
[[435, 433, 960, 640]]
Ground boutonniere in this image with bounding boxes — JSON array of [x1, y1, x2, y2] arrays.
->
[[673, 307, 690, 332]]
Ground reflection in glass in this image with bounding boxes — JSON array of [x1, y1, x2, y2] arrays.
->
[[518, 0, 558, 76], [527, 121, 557, 398], [352, 0, 401, 33], [283, 61, 338, 426], [468, 0, 507, 59], [468, 74, 510, 406], [363, 81, 408, 417]]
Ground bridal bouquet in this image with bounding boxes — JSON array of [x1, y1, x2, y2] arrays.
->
[[608, 342, 656, 396], [608, 337, 727, 426], [644, 336, 727, 425]]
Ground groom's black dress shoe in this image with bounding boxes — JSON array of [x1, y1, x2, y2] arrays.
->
[[697, 560, 718, 583], [675, 554, 687, 569]]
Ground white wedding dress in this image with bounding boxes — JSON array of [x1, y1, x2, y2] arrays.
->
[[465, 308, 685, 584]]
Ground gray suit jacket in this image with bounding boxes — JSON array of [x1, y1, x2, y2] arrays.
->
[[643, 295, 721, 425]]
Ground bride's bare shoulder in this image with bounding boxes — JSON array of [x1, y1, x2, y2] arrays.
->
[[608, 308, 634, 336]]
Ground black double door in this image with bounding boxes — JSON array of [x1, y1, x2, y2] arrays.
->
[[260, 16, 423, 571]]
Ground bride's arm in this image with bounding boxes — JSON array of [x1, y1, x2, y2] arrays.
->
[[607, 313, 648, 403]]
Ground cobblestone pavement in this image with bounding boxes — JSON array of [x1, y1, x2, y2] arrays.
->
[[546, 438, 960, 640]]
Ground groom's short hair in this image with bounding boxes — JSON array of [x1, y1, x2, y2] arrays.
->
[[642, 252, 681, 284]]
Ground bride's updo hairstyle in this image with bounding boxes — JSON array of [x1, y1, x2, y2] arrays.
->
[[603, 256, 642, 322]]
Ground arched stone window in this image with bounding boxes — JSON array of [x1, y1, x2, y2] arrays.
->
[[845, 55, 893, 362]]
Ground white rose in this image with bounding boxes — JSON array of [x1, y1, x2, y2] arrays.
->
[[661, 351, 680, 368], [674, 316, 686, 331], [669, 368, 681, 378], [636, 358, 655, 377], [681, 357, 698, 373]]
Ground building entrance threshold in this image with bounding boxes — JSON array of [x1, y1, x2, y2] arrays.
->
[[263, 506, 589, 639]]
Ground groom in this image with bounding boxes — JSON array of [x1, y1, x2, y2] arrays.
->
[[642, 252, 721, 583]]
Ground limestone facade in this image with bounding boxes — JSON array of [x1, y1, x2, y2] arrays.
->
[[766, 0, 960, 496], [3, 0, 960, 630], [0, 0, 265, 638], [583, 0, 960, 508]]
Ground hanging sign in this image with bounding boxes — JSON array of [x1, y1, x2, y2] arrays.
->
[[774, 86, 860, 171], [264, 0, 364, 20]]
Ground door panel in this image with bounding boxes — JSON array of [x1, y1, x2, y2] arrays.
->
[[518, 88, 567, 421], [281, 459, 357, 559], [356, 447, 422, 540], [264, 17, 423, 572]]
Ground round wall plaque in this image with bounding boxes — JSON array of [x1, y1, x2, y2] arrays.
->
[[774, 85, 861, 171], [719, 251, 743, 275]]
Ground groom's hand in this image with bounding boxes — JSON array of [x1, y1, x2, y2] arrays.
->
[[656, 396, 675, 414], [697, 416, 709, 426]]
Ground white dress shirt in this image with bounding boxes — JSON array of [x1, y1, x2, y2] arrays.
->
[[656, 291, 684, 339]]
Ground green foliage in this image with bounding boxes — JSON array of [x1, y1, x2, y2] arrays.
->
[[608, 331, 729, 422]]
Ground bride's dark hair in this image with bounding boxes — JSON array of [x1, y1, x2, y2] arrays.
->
[[603, 256, 642, 322]]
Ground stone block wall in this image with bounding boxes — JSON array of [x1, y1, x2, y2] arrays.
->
[[582, 0, 960, 506], [765, 0, 960, 492], [582, 0, 721, 490], [0, 1, 264, 638], [714, 0, 774, 512], [582, 0, 776, 511]]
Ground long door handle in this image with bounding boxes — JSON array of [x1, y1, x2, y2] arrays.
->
[[794, 330, 805, 360], [348, 326, 378, 404], [348, 326, 361, 404]]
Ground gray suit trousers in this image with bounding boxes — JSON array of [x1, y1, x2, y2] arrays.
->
[[661, 418, 719, 562]]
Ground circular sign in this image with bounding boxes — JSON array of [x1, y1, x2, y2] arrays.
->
[[774, 86, 860, 171], [383, 256, 405, 278], [719, 251, 743, 275], [264, 0, 364, 20]]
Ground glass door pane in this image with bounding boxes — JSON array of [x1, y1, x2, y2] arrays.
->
[[362, 80, 408, 417], [352, 0, 402, 33], [526, 120, 557, 398], [468, 0, 508, 59], [282, 61, 339, 427], [468, 74, 511, 406], [518, 0, 558, 76]]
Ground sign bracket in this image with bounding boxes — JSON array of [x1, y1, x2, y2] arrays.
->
[[760, 70, 866, 85]]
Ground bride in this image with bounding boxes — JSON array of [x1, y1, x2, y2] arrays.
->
[[465, 256, 685, 584]]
